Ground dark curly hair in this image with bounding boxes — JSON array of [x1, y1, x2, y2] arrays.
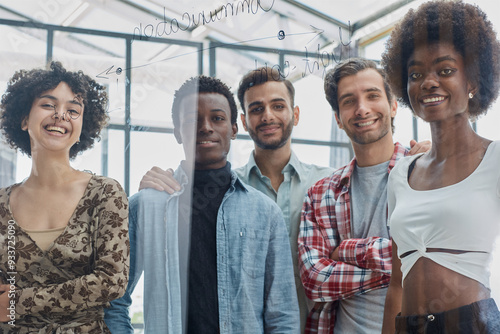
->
[[382, 0, 500, 118], [237, 66, 295, 114], [172, 75, 238, 130], [0, 61, 108, 159]]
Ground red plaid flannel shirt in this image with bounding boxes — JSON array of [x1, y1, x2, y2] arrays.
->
[[298, 142, 408, 333]]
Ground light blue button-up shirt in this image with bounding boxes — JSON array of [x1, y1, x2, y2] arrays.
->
[[234, 151, 334, 331], [104, 165, 299, 333]]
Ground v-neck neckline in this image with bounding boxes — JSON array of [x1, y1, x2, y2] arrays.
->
[[6, 174, 95, 252]]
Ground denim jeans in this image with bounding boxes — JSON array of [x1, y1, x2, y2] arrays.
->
[[395, 298, 500, 333]]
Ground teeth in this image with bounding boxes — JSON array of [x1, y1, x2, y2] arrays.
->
[[45, 125, 66, 134], [357, 120, 375, 127], [198, 141, 214, 144], [423, 96, 445, 103]]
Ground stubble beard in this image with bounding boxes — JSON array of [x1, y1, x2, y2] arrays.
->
[[248, 119, 294, 150], [348, 115, 392, 145]]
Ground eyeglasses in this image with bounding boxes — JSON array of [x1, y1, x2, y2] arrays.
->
[[50, 105, 81, 121]]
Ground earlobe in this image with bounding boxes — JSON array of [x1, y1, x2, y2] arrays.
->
[[21, 118, 28, 131], [334, 113, 343, 129], [231, 123, 238, 139], [390, 99, 398, 118], [293, 106, 300, 126], [467, 82, 478, 98], [469, 87, 478, 99], [240, 113, 248, 132]]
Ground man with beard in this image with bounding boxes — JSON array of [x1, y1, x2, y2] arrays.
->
[[298, 58, 425, 333], [234, 66, 334, 332]]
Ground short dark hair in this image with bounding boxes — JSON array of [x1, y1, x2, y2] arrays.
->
[[237, 66, 295, 113], [324, 58, 395, 132], [0, 61, 108, 159], [172, 75, 238, 131], [382, 0, 500, 118]]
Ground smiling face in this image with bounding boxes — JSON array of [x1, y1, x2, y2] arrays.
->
[[22, 81, 84, 157], [407, 42, 473, 123], [175, 92, 237, 170], [241, 81, 299, 150], [336, 68, 397, 146]]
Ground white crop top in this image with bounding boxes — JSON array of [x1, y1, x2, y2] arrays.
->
[[388, 140, 500, 289]]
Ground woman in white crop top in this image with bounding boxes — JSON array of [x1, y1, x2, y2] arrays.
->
[[380, 1, 500, 333]]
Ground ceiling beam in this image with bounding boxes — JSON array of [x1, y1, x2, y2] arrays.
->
[[282, 0, 350, 30], [0, 4, 36, 21], [351, 0, 416, 33]]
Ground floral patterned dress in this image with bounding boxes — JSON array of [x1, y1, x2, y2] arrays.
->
[[0, 175, 129, 333]]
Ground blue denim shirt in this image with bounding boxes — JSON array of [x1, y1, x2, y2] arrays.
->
[[234, 151, 334, 332], [104, 166, 299, 333]]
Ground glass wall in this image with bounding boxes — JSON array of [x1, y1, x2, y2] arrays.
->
[[1, 1, 500, 330]]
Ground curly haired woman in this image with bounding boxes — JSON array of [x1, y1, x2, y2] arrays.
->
[[381, 1, 500, 333], [0, 61, 129, 333]]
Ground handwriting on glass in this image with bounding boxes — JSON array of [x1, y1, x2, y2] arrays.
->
[[132, 0, 275, 42]]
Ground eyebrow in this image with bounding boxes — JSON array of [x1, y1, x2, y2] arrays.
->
[[209, 108, 228, 114], [408, 55, 457, 68], [186, 108, 228, 117], [338, 87, 382, 102], [39, 94, 83, 107], [247, 97, 287, 109]]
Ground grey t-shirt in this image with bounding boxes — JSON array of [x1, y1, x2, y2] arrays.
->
[[334, 161, 390, 333]]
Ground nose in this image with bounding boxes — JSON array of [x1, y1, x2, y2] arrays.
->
[[51, 107, 67, 122], [420, 72, 439, 91], [261, 105, 275, 123], [355, 99, 370, 118], [198, 117, 213, 134]]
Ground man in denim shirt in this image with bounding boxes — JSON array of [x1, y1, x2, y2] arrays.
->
[[137, 67, 334, 333], [104, 76, 299, 333]]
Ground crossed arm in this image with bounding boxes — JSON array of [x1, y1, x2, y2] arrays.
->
[[298, 188, 392, 302]]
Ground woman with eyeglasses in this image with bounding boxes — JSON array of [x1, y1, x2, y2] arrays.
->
[[0, 61, 129, 333]]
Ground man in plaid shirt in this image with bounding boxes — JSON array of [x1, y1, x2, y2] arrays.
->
[[298, 58, 428, 333]]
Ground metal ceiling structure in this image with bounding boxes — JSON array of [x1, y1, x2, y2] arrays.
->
[[0, 0, 420, 63]]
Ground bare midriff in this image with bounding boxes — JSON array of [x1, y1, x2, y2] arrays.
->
[[401, 256, 490, 315]]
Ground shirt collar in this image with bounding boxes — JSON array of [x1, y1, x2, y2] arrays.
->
[[338, 142, 408, 189], [285, 151, 304, 182], [244, 150, 302, 181]]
